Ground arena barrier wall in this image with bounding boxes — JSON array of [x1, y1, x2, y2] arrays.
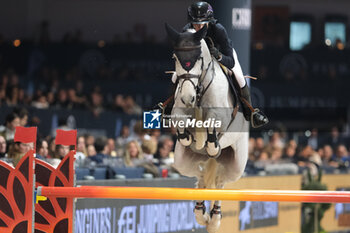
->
[[1, 126, 350, 233]]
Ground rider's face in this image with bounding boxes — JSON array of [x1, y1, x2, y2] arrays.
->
[[193, 23, 208, 32]]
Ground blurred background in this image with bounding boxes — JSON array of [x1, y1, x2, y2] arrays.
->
[[0, 0, 350, 232]]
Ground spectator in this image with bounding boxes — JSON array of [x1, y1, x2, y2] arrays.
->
[[55, 89, 69, 109], [296, 145, 322, 176], [150, 129, 161, 142], [112, 94, 125, 112], [36, 138, 49, 160], [88, 137, 108, 164], [0, 135, 6, 158], [130, 120, 150, 144], [85, 134, 95, 147], [32, 95, 49, 109], [323, 126, 345, 149], [89, 89, 104, 117], [87, 144, 97, 157], [267, 132, 285, 150], [0, 87, 6, 106], [322, 145, 338, 167], [48, 144, 69, 168], [13, 108, 29, 127], [77, 136, 87, 155], [299, 128, 320, 150], [159, 135, 174, 154], [335, 144, 350, 168], [123, 95, 142, 115], [254, 150, 270, 169], [67, 88, 86, 109], [107, 138, 117, 157], [76, 136, 87, 165], [0, 112, 20, 141], [282, 144, 297, 163], [46, 92, 55, 106], [116, 125, 130, 156], [7, 141, 33, 167], [154, 140, 174, 168], [270, 148, 283, 163], [47, 138, 56, 158], [308, 128, 320, 150], [123, 140, 144, 167], [141, 138, 157, 162], [253, 137, 265, 159]]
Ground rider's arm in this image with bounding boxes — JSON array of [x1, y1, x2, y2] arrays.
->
[[214, 24, 235, 69], [182, 23, 192, 32]]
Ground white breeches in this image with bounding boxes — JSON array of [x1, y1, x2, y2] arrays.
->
[[232, 48, 246, 88]]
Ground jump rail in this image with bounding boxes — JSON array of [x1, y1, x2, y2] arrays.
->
[[37, 186, 350, 203]]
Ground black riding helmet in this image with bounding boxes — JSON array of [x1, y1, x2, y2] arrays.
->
[[187, 1, 214, 24]]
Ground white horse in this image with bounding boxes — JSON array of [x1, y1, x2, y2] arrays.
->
[[165, 24, 249, 233]]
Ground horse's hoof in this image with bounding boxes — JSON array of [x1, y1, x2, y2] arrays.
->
[[206, 213, 221, 233], [194, 209, 210, 226], [206, 142, 221, 158], [179, 137, 192, 146]]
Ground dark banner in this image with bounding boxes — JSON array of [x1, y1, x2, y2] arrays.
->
[[210, 0, 251, 74], [75, 178, 207, 233]]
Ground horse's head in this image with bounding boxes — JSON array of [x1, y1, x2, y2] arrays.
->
[[165, 23, 210, 107]]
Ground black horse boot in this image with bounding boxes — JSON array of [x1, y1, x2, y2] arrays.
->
[[240, 84, 269, 128]]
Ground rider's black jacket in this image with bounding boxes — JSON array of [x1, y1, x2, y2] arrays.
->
[[183, 22, 235, 69]]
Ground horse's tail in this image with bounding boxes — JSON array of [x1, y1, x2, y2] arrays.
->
[[203, 158, 218, 189]]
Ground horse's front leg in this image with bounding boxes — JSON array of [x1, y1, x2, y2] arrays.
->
[[194, 177, 211, 226], [207, 183, 224, 233], [176, 126, 193, 146], [206, 126, 221, 157]]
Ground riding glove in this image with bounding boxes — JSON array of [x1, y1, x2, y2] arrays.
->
[[209, 47, 222, 61]]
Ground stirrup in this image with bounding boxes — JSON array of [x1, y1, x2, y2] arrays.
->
[[251, 108, 269, 128]]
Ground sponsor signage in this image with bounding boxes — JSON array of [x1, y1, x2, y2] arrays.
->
[[239, 201, 278, 230], [75, 201, 207, 233], [335, 188, 350, 227]]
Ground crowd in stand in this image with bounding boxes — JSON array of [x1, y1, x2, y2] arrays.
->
[[0, 71, 143, 116], [246, 129, 350, 176], [0, 108, 177, 178], [1, 107, 350, 179]]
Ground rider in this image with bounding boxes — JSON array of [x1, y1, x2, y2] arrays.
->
[[183, 1, 268, 128]]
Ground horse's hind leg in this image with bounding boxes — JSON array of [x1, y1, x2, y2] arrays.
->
[[194, 177, 211, 226]]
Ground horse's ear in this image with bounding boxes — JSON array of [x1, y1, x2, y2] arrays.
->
[[165, 23, 179, 43], [193, 24, 207, 42]]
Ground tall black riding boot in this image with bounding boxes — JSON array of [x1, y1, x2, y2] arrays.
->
[[240, 84, 269, 128]]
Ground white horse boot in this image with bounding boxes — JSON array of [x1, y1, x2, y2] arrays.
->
[[207, 204, 222, 233], [206, 128, 221, 158], [177, 128, 193, 146], [194, 201, 210, 226]]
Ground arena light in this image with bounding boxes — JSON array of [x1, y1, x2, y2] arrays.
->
[[13, 39, 21, 47], [98, 40, 106, 48]]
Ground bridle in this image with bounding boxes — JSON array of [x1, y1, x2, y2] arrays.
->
[[174, 44, 215, 107]]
